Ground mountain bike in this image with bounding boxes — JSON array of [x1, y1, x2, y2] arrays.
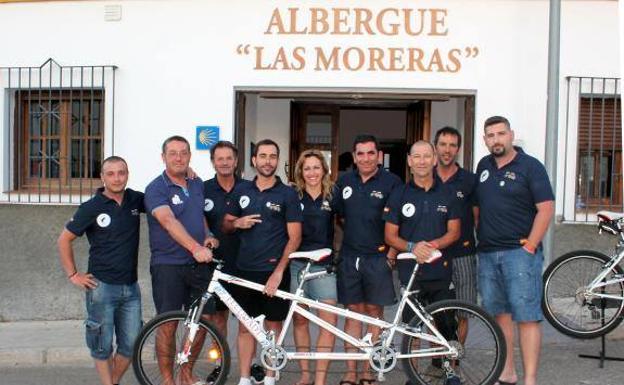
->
[[542, 210, 624, 338], [133, 249, 506, 385]]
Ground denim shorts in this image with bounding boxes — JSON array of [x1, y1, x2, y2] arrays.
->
[[478, 247, 544, 322], [85, 279, 142, 360], [289, 259, 337, 301]]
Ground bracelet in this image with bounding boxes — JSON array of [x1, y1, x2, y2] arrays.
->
[[67, 271, 78, 279], [406, 241, 414, 253]]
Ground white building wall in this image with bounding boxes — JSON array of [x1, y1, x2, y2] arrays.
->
[[0, 0, 619, 215]]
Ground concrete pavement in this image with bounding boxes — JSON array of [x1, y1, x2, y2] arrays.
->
[[1, 316, 624, 384]]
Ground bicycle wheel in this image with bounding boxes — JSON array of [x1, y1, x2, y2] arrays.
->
[[133, 311, 230, 385], [401, 300, 505, 385], [542, 250, 624, 339]]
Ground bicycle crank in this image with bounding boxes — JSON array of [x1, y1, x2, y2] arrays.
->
[[369, 345, 397, 375], [260, 345, 288, 371]]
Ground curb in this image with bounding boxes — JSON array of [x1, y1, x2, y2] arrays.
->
[[0, 347, 91, 367]]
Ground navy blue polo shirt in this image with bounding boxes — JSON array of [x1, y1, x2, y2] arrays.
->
[[336, 168, 402, 256], [437, 165, 477, 258], [145, 172, 206, 265], [299, 187, 338, 265], [203, 176, 251, 273], [475, 148, 554, 252], [383, 179, 460, 282], [65, 188, 144, 285], [225, 177, 303, 272]]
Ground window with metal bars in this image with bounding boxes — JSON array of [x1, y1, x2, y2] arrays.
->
[[1, 58, 116, 204]]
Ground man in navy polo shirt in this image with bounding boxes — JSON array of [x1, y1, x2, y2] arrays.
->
[[475, 116, 554, 385], [223, 139, 302, 385], [384, 139, 460, 319], [144, 135, 217, 385], [434, 126, 478, 344], [58, 156, 143, 385], [203, 140, 250, 338], [335, 134, 402, 385]]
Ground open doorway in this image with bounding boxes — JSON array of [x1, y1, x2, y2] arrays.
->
[[234, 90, 475, 182]]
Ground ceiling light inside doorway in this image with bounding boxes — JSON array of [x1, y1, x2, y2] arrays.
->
[[104, 5, 122, 22]]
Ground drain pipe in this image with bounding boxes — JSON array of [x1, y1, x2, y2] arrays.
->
[[543, 0, 561, 264]]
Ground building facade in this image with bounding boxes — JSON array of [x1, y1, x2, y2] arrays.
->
[[0, 0, 620, 320]]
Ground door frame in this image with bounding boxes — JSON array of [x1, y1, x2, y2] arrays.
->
[[233, 88, 477, 179]]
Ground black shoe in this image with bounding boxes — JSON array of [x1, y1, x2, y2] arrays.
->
[[444, 375, 461, 385], [206, 366, 221, 384], [251, 363, 265, 384]]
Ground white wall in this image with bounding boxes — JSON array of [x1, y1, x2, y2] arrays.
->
[[243, 97, 291, 181], [556, 1, 621, 219], [430, 97, 466, 165], [0, 0, 619, 210]]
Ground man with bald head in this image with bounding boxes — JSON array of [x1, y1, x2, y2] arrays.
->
[[58, 156, 143, 385], [384, 140, 461, 382]]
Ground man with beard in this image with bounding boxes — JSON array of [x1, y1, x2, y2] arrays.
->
[[223, 139, 302, 385], [433, 127, 478, 344], [58, 156, 143, 385], [475, 116, 554, 385]]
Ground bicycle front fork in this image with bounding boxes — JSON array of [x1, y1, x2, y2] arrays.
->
[[176, 292, 212, 365]]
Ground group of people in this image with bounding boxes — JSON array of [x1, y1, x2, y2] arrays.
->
[[57, 115, 554, 385]]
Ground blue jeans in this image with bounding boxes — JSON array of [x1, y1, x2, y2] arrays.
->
[[478, 247, 544, 322], [85, 279, 142, 360]]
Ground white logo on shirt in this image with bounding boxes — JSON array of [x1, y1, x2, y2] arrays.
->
[[266, 201, 282, 212], [204, 199, 214, 212], [342, 186, 353, 200], [300, 203, 305, 211], [171, 194, 183, 205], [480, 169, 490, 183], [456, 191, 464, 199], [240, 195, 250, 209], [96, 213, 111, 228], [402, 203, 416, 217], [370, 191, 384, 199]]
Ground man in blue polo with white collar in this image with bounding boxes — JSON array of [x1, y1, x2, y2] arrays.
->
[[475, 116, 554, 385], [145, 135, 217, 385], [335, 134, 402, 385]]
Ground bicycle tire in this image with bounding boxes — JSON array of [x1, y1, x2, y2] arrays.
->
[[132, 311, 230, 385], [542, 250, 624, 339], [401, 300, 505, 385]]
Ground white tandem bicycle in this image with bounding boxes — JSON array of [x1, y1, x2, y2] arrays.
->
[[132, 249, 505, 385]]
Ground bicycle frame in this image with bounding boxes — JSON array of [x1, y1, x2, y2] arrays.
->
[[586, 239, 624, 301], [194, 260, 458, 362]]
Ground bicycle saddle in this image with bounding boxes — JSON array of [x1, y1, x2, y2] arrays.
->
[[289, 248, 333, 262], [597, 210, 624, 221], [397, 250, 442, 263]]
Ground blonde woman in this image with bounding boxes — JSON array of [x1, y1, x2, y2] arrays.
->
[[291, 149, 338, 385]]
